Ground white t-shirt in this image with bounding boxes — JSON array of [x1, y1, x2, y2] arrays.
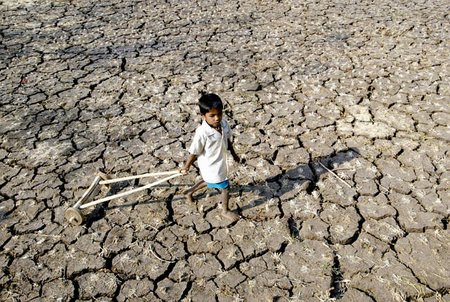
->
[[188, 119, 231, 183]]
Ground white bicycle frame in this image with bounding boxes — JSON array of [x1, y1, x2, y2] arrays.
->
[[65, 170, 182, 225]]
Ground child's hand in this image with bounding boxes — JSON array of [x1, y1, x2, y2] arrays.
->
[[180, 155, 196, 175]]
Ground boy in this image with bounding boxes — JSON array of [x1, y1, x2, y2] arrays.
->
[[180, 93, 240, 221]]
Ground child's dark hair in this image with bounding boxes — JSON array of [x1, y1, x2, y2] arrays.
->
[[198, 93, 223, 114]]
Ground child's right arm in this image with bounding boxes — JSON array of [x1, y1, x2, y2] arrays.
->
[[180, 154, 197, 175], [182, 127, 204, 175]]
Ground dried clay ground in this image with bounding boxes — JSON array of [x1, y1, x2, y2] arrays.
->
[[0, 0, 449, 301]]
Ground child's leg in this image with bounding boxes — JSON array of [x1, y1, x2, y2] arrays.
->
[[183, 180, 207, 202], [220, 188, 239, 221]]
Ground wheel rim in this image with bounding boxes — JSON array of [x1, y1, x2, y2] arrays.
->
[[64, 208, 83, 225]]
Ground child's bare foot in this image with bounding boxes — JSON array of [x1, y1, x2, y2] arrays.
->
[[222, 210, 240, 221], [182, 189, 194, 203]]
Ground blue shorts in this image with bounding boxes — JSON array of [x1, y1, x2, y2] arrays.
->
[[207, 180, 230, 189]]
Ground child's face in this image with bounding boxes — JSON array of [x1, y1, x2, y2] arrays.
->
[[202, 107, 223, 128]]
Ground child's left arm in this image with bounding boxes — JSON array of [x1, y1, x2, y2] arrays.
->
[[228, 139, 240, 163]]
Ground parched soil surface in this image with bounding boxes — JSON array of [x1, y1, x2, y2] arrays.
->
[[0, 0, 449, 301]]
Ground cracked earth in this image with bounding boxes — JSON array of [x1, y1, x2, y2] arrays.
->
[[0, 0, 449, 301]]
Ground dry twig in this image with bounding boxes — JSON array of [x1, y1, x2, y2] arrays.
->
[[149, 243, 176, 263], [319, 162, 352, 188]]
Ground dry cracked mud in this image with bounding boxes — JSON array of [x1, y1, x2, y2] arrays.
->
[[0, 0, 449, 301]]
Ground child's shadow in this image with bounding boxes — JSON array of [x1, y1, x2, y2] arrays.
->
[[233, 148, 360, 212]]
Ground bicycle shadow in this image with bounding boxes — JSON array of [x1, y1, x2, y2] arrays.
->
[[232, 148, 360, 212]]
